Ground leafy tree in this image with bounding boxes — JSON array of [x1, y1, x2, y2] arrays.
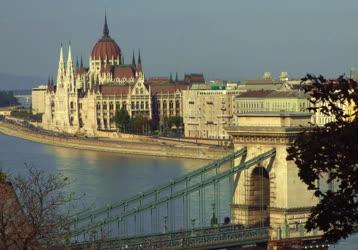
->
[[114, 108, 130, 133], [131, 115, 149, 134], [287, 75, 358, 243], [163, 116, 183, 136]]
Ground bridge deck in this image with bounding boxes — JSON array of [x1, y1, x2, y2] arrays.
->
[[71, 225, 269, 250]]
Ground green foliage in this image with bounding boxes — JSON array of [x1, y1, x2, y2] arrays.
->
[[0, 91, 19, 107], [162, 116, 183, 136], [114, 108, 131, 132], [10, 109, 42, 122], [287, 75, 358, 243], [131, 115, 149, 134]]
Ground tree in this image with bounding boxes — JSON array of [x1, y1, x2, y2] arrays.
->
[[163, 116, 183, 136], [0, 166, 78, 249], [131, 115, 149, 134], [287, 74, 358, 243], [114, 108, 130, 133]]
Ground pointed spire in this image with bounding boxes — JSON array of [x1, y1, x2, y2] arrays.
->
[[80, 56, 83, 68], [138, 49, 142, 65], [66, 43, 75, 90], [175, 72, 178, 82], [169, 73, 173, 83], [56, 44, 65, 86], [76, 56, 79, 69], [132, 50, 136, 67], [48, 76, 51, 85], [103, 12, 109, 37]]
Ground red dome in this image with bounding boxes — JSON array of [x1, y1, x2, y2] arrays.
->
[[91, 37, 121, 60]]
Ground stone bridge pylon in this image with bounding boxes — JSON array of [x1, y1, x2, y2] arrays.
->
[[226, 112, 319, 240]]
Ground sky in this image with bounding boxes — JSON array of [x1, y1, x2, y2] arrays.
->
[[1, 0, 358, 82]]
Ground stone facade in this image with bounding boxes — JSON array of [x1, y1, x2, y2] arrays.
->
[[226, 113, 319, 240], [41, 16, 194, 135], [31, 85, 47, 114], [235, 86, 337, 127], [182, 83, 243, 139]]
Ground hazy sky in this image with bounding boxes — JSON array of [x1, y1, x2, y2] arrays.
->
[[1, 0, 358, 81]]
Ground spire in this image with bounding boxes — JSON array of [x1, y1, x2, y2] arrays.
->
[[103, 13, 109, 37], [66, 43, 75, 91], [48, 76, 51, 85], [169, 73, 173, 83], [175, 72, 178, 82], [56, 44, 66, 86], [80, 56, 83, 68], [132, 50, 136, 67], [138, 49, 142, 65], [76, 56, 79, 69]]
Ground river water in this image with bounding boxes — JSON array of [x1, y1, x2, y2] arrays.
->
[[0, 133, 356, 249]]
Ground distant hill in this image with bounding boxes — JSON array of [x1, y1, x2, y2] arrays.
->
[[0, 73, 46, 91]]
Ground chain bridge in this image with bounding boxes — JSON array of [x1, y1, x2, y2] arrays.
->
[[66, 113, 322, 249]]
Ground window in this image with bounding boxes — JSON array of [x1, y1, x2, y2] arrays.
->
[[103, 102, 107, 110]]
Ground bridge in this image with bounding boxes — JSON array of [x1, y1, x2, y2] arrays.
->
[[65, 113, 321, 249]]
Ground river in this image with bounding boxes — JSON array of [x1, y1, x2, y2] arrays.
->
[[0, 133, 356, 249]]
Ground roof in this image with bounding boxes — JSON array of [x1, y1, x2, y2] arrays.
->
[[146, 77, 170, 85], [97, 85, 129, 95], [184, 73, 205, 83], [113, 66, 135, 79], [237, 90, 308, 99], [91, 37, 121, 60], [151, 83, 190, 94], [76, 67, 88, 75], [242, 79, 280, 85]]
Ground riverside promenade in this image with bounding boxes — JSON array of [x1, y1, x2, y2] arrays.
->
[[0, 120, 231, 160]]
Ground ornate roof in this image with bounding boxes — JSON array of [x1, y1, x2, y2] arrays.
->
[[91, 15, 121, 60]]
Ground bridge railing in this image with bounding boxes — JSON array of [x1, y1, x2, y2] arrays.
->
[[71, 225, 269, 250], [69, 148, 276, 240]]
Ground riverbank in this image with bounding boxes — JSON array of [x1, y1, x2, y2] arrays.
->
[[0, 121, 232, 160]]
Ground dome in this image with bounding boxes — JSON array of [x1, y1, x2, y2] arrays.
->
[[91, 37, 121, 60], [91, 15, 121, 60]]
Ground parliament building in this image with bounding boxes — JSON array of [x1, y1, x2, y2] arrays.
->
[[41, 16, 203, 135]]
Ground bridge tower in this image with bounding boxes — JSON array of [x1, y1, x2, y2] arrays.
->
[[227, 112, 318, 240]]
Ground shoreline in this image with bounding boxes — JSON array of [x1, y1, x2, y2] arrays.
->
[[0, 121, 232, 160]]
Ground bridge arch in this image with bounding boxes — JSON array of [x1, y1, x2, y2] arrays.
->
[[247, 166, 270, 226]]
